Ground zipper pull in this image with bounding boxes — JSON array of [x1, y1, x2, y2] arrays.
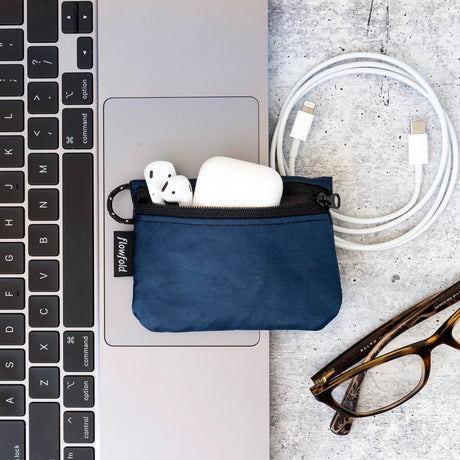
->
[[316, 192, 341, 209]]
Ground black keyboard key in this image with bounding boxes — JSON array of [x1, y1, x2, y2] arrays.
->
[[64, 447, 95, 460], [28, 82, 58, 114], [29, 331, 59, 363], [62, 72, 93, 105], [0, 136, 23, 167], [27, 0, 58, 43], [29, 296, 59, 327], [28, 153, 58, 185], [0, 349, 24, 380], [78, 2, 93, 33], [28, 189, 59, 220], [29, 224, 59, 256], [0, 64, 23, 96], [0, 314, 24, 345], [29, 403, 60, 460], [0, 171, 23, 202], [0, 0, 24, 25], [29, 260, 59, 292], [62, 108, 93, 149], [62, 2, 78, 33], [0, 421, 25, 460], [0, 243, 23, 274], [0, 207, 24, 238], [77, 37, 93, 69], [0, 30, 23, 61], [63, 154, 93, 326], [64, 375, 94, 408], [29, 367, 59, 399], [0, 278, 24, 309], [28, 118, 58, 149], [27, 46, 58, 78], [0, 100, 23, 132], [64, 411, 94, 443], [63, 331, 94, 372], [0, 385, 24, 416]]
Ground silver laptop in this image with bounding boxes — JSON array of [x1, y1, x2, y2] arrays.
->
[[0, 0, 269, 459]]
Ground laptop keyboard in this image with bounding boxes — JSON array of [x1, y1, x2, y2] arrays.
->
[[0, 1, 96, 459]]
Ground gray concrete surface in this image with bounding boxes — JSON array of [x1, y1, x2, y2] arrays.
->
[[268, 1, 460, 458]]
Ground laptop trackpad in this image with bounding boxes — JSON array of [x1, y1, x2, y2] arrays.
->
[[104, 97, 261, 346]]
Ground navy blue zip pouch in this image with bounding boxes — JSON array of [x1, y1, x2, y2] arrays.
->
[[108, 176, 342, 332]]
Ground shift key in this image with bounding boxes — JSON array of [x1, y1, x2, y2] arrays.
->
[[62, 108, 93, 149], [64, 331, 94, 372]]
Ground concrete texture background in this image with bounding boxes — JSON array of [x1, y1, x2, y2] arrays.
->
[[268, 1, 460, 458]]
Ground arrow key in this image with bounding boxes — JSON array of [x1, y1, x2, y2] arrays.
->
[[77, 37, 93, 69], [62, 2, 78, 33], [78, 2, 93, 33]]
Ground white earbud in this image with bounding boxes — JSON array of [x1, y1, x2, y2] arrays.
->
[[144, 161, 176, 204], [160, 175, 193, 206]]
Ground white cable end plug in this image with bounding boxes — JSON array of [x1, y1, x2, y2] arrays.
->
[[408, 121, 428, 165], [290, 100, 315, 142]]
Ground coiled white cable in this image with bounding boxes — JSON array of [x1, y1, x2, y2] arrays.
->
[[270, 52, 459, 251]]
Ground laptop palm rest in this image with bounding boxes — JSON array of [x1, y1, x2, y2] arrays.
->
[[104, 96, 261, 346]]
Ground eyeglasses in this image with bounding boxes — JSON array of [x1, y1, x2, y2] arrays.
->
[[310, 279, 460, 435]]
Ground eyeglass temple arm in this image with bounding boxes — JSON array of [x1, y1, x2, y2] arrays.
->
[[311, 303, 422, 383], [311, 280, 460, 384], [327, 281, 460, 435]]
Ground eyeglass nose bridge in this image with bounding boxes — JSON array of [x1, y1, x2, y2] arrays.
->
[[429, 308, 460, 350]]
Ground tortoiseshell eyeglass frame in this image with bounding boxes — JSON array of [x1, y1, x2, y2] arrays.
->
[[310, 279, 460, 435]]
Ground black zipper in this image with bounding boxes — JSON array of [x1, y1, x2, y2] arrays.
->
[[132, 182, 339, 219]]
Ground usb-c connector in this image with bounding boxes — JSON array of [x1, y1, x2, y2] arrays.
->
[[409, 121, 428, 165]]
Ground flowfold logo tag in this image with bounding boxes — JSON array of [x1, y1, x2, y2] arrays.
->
[[114, 231, 133, 277]]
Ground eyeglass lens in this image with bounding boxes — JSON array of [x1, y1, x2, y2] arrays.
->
[[331, 354, 424, 414]]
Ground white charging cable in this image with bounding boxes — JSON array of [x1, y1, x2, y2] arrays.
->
[[270, 52, 459, 251]]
